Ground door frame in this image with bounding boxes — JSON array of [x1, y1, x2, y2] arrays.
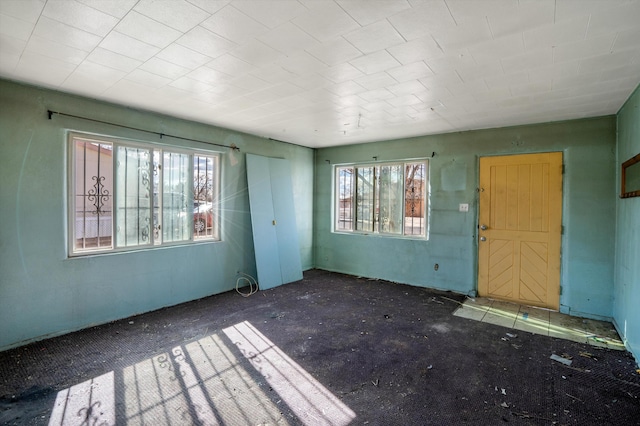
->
[[476, 151, 564, 310]]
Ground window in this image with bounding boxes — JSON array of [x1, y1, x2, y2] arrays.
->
[[70, 133, 220, 255], [335, 160, 428, 237]]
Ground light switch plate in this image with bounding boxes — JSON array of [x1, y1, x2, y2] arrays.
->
[[459, 203, 469, 212]]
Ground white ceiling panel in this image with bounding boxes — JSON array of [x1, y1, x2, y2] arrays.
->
[[200, 5, 268, 44], [42, 0, 119, 37], [100, 31, 160, 62], [387, 61, 434, 83], [486, 0, 555, 38], [337, 0, 411, 26], [14, 50, 76, 86], [232, 0, 306, 29], [258, 22, 320, 55], [306, 37, 363, 67], [176, 25, 237, 58], [133, 0, 210, 32], [85, 47, 142, 73], [388, 1, 456, 41], [76, 0, 137, 19], [114, 11, 182, 49], [228, 39, 283, 66], [344, 20, 405, 54], [140, 57, 191, 80], [33, 16, 102, 51], [25, 35, 88, 65], [0, 0, 44, 23], [387, 36, 444, 64], [126, 68, 173, 88], [292, 1, 359, 42], [156, 43, 211, 69], [61, 61, 127, 93], [350, 50, 401, 75], [0, 0, 638, 148], [0, 34, 25, 73], [0, 12, 35, 41]]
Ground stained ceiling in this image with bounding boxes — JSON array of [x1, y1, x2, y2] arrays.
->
[[1, 0, 639, 148]]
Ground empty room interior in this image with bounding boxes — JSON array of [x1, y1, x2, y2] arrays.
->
[[1, 1, 640, 425]]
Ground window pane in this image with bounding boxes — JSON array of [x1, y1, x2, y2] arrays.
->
[[193, 154, 218, 240], [73, 139, 113, 251], [336, 167, 353, 231], [162, 152, 190, 243], [404, 162, 426, 236], [355, 166, 374, 231], [116, 146, 152, 247], [377, 164, 403, 234], [152, 151, 161, 244]]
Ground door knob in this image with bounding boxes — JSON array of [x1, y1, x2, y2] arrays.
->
[[480, 236, 486, 241], [480, 224, 488, 230]]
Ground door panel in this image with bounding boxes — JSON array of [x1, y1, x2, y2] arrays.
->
[[478, 152, 562, 310], [246, 154, 303, 291], [246, 155, 282, 290]]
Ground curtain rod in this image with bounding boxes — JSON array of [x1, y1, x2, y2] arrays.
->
[[47, 109, 240, 152]]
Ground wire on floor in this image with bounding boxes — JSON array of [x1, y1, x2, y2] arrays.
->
[[236, 272, 259, 297]]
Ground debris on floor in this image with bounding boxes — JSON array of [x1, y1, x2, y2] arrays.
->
[[1, 270, 639, 425], [550, 354, 573, 366]]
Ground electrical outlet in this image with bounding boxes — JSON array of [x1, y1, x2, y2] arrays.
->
[[459, 203, 469, 212]]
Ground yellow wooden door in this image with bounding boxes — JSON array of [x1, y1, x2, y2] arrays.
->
[[478, 152, 563, 310]]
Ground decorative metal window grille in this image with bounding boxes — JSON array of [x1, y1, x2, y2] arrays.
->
[[70, 133, 220, 255], [73, 139, 113, 250], [193, 154, 219, 240], [335, 160, 428, 237]]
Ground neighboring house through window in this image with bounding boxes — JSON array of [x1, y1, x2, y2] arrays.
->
[[335, 160, 428, 237], [69, 132, 220, 256]]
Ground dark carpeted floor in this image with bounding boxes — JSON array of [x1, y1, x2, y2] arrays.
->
[[1, 269, 639, 425]]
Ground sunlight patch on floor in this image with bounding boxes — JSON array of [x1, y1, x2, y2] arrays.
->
[[47, 322, 355, 425], [453, 298, 625, 350]]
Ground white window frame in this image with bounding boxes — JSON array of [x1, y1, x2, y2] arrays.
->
[[68, 132, 221, 256], [334, 159, 429, 238]]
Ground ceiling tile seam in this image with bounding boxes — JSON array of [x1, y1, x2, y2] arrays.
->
[[175, 26, 235, 59], [303, 42, 359, 68], [80, 0, 131, 20], [66, 4, 164, 86], [117, 10, 185, 49], [13, 4, 47, 75], [41, 2, 115, 38], [34, 17, 105, 53], [133, 1, 211, 34], [486, 15, 495, 40], [37, 20, 104, 91], [385, 16, 408, 44], [333, 0, 364, 29], [286, 6, 340, 48], [215, 3, 272, 43], [99, 33, 220, 94], [443, 0, 458, 26]]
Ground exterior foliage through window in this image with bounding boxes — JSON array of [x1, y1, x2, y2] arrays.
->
[[69, 133, 220, 255], [335, 160, 428, 237]]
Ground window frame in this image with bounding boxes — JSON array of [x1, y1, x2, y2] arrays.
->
[[333, 159, 429, 239], [67, 131, 221, 257]]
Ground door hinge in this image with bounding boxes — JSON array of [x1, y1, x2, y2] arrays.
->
[[559, 286, 563, 295], [561, 225, 565, 234], [562, 164, 565, 174]]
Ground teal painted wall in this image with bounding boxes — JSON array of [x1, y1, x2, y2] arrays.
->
[[314, 117, 617, 320], [0, 79, 314, 351], [614, 84, 640, 362]]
